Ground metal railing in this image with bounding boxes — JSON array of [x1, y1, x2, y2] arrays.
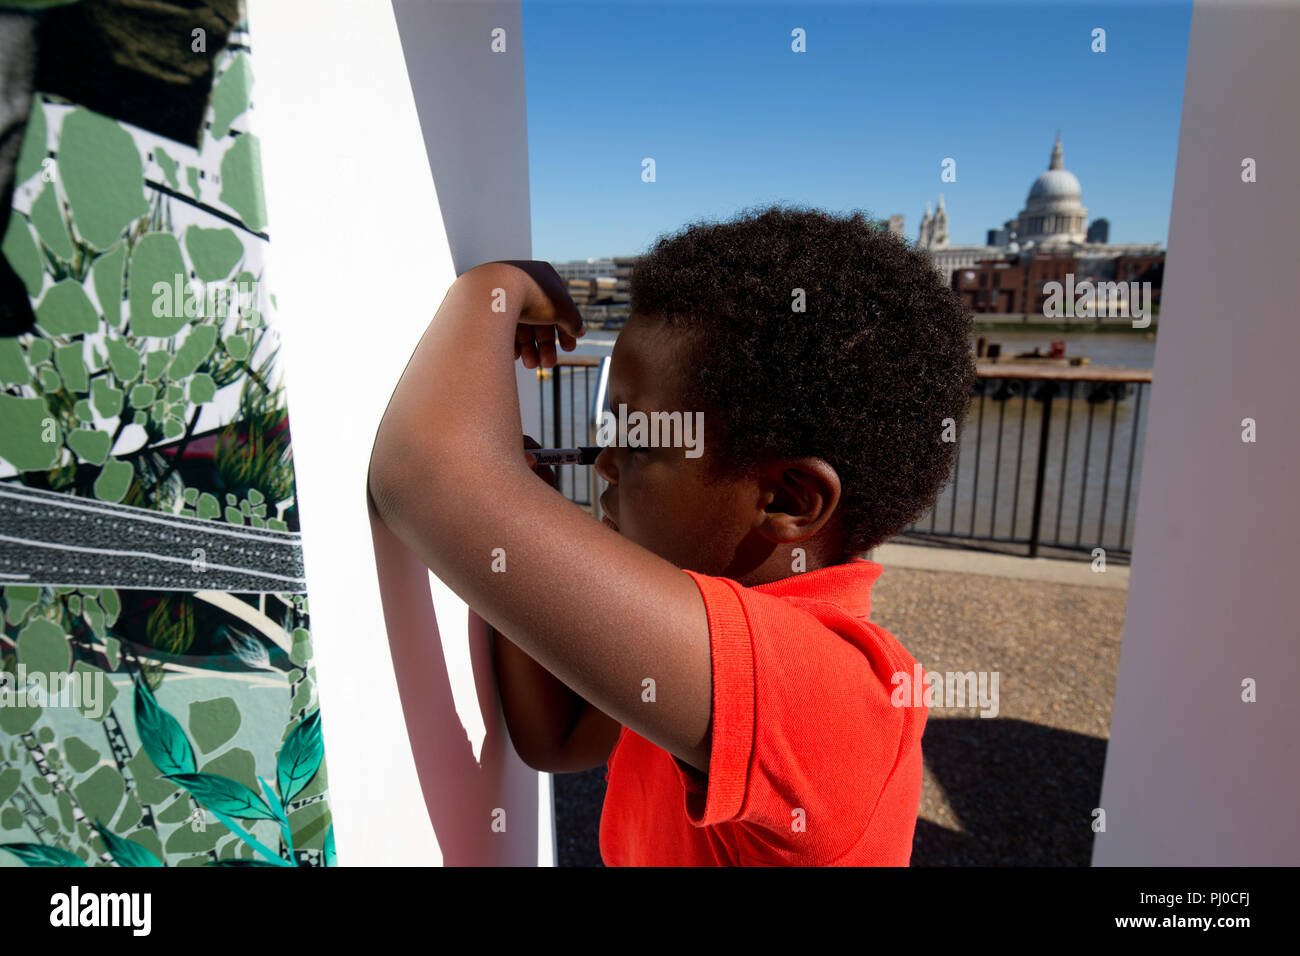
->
[[543, 358, 1152, 558], [536, 357, 607, 512], [911, 366, 1152, 558]]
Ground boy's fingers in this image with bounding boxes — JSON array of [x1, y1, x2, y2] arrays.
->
[[555, 309, 586, 341], [516, 324, 538, 368], [536, 325, 558, 368]]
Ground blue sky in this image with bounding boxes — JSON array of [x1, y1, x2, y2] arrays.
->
[[522, 0, 1193, 261]]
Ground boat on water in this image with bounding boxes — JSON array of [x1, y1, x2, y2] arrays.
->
[[975, 337, 1091, 367]]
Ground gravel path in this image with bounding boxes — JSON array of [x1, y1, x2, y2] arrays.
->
[[554, 564, 1127, 866]]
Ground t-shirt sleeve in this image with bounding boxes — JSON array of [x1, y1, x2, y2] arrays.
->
[[676, 568, 912, 860]]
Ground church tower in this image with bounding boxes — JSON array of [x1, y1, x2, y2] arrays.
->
[[917, 201, 933, 248], [931, 193, 949, 248]]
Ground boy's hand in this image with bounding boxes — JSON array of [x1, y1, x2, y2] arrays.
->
[[479, 260, 586, 369]]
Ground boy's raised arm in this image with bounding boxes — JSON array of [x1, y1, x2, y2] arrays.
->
[[367, 262, 714, 773]]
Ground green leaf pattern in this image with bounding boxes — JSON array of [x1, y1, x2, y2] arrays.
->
[[0, 24, 331, 868]]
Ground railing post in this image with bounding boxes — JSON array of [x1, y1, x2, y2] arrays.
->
[[589, 356, 611, 519], [1027, 380, 1054, 558], [1024, 382, 1055, 556], [551, 366, 562, 447]]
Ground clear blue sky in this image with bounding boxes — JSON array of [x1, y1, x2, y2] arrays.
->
[[522, 0, 1193, 261]]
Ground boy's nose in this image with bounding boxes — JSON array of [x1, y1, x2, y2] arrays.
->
[[593, 445, 617, 484]]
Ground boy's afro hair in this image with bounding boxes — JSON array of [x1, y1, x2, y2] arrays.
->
[[628, 203, 977, 556]]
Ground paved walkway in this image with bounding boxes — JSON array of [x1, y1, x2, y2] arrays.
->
[[869, 540, 1129, 589], [868, 559, 1125, 866], [554, 544, 1127, 866]]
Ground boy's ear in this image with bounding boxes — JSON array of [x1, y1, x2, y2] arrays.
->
[[754, 457, 842, 543]]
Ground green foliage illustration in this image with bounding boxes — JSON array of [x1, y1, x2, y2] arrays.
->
[[0, 34, 332, 869]]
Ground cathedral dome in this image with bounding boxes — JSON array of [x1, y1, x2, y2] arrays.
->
[[1015, 133, 1087, 246], [1028, 168, 1081, 200]]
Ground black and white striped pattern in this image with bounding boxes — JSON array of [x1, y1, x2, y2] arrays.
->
[[0, 484, 306, 593]]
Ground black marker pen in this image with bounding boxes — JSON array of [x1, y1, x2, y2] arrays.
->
[[527, 446, 603, 465]]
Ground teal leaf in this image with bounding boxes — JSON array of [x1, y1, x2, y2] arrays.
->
[[184, 225, 242, 282], [258, 776, 288, 825], [166, 773, 279, 822], [133, 676, 196, 777], [210, 52, 253, 140], [91, 378, 123, 418], [223, 332, 249, 361], [58, 108, 148, 251], [53, 343, 88, 392], [127, 233, 187, 337], [154, 146, 179, 190], [92, 820, 163, 867], [205, 806, 293, 867], [0, 395, 59, 470], [15, 95, 46, 185], [208, 859, 282, 867], [166, 324, 217, 380], [35, 279, 98, 336], [259, 774, 292, 853], [276, 708, 323, 807], [104, 337, 141, 382], [29, 180, 74, 260], [323, 824, 336, 867], [189, 372, 215, 404], [2, 211, 43, 297], [91, 241, 126, 326], [218, 133, 267, 231], [67, 429, 110, 466], [0, 843, 86, 867], [92, 459, 133, 503]]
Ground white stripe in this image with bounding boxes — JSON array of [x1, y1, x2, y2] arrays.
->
[[0, 486, 300, 544], [0, 534, 307, 585]]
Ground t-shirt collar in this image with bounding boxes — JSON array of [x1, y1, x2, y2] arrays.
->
[[749, 556, 883, 618]]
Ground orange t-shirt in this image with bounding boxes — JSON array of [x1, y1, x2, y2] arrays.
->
[[598, 558, 927, 866]]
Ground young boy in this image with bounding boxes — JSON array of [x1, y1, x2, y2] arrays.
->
[[368, 204, 976, 866]]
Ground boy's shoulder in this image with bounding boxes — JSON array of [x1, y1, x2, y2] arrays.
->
[[692, 556, 919, 679]]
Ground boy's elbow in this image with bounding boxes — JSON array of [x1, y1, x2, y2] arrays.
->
[[367, 433, 417, 526]]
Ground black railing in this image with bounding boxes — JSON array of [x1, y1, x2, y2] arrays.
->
[[536, 357, 603, 510], [910, 366, 1152, 558], [545, 359, 1152, 559]]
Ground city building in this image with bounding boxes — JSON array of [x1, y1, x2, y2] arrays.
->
[[551, 255, 635, 325], [916, 134, 1164, 314], [870, 214, 905, 238]]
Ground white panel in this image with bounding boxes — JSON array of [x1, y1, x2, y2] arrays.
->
[[248, 0, 548, 865], [1094, 1, 1300, 865]]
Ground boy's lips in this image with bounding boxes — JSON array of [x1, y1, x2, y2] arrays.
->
[[599, 494, 618, 530]]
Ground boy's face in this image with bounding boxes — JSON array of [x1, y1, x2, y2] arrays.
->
[[595, 314, 765, 578]]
